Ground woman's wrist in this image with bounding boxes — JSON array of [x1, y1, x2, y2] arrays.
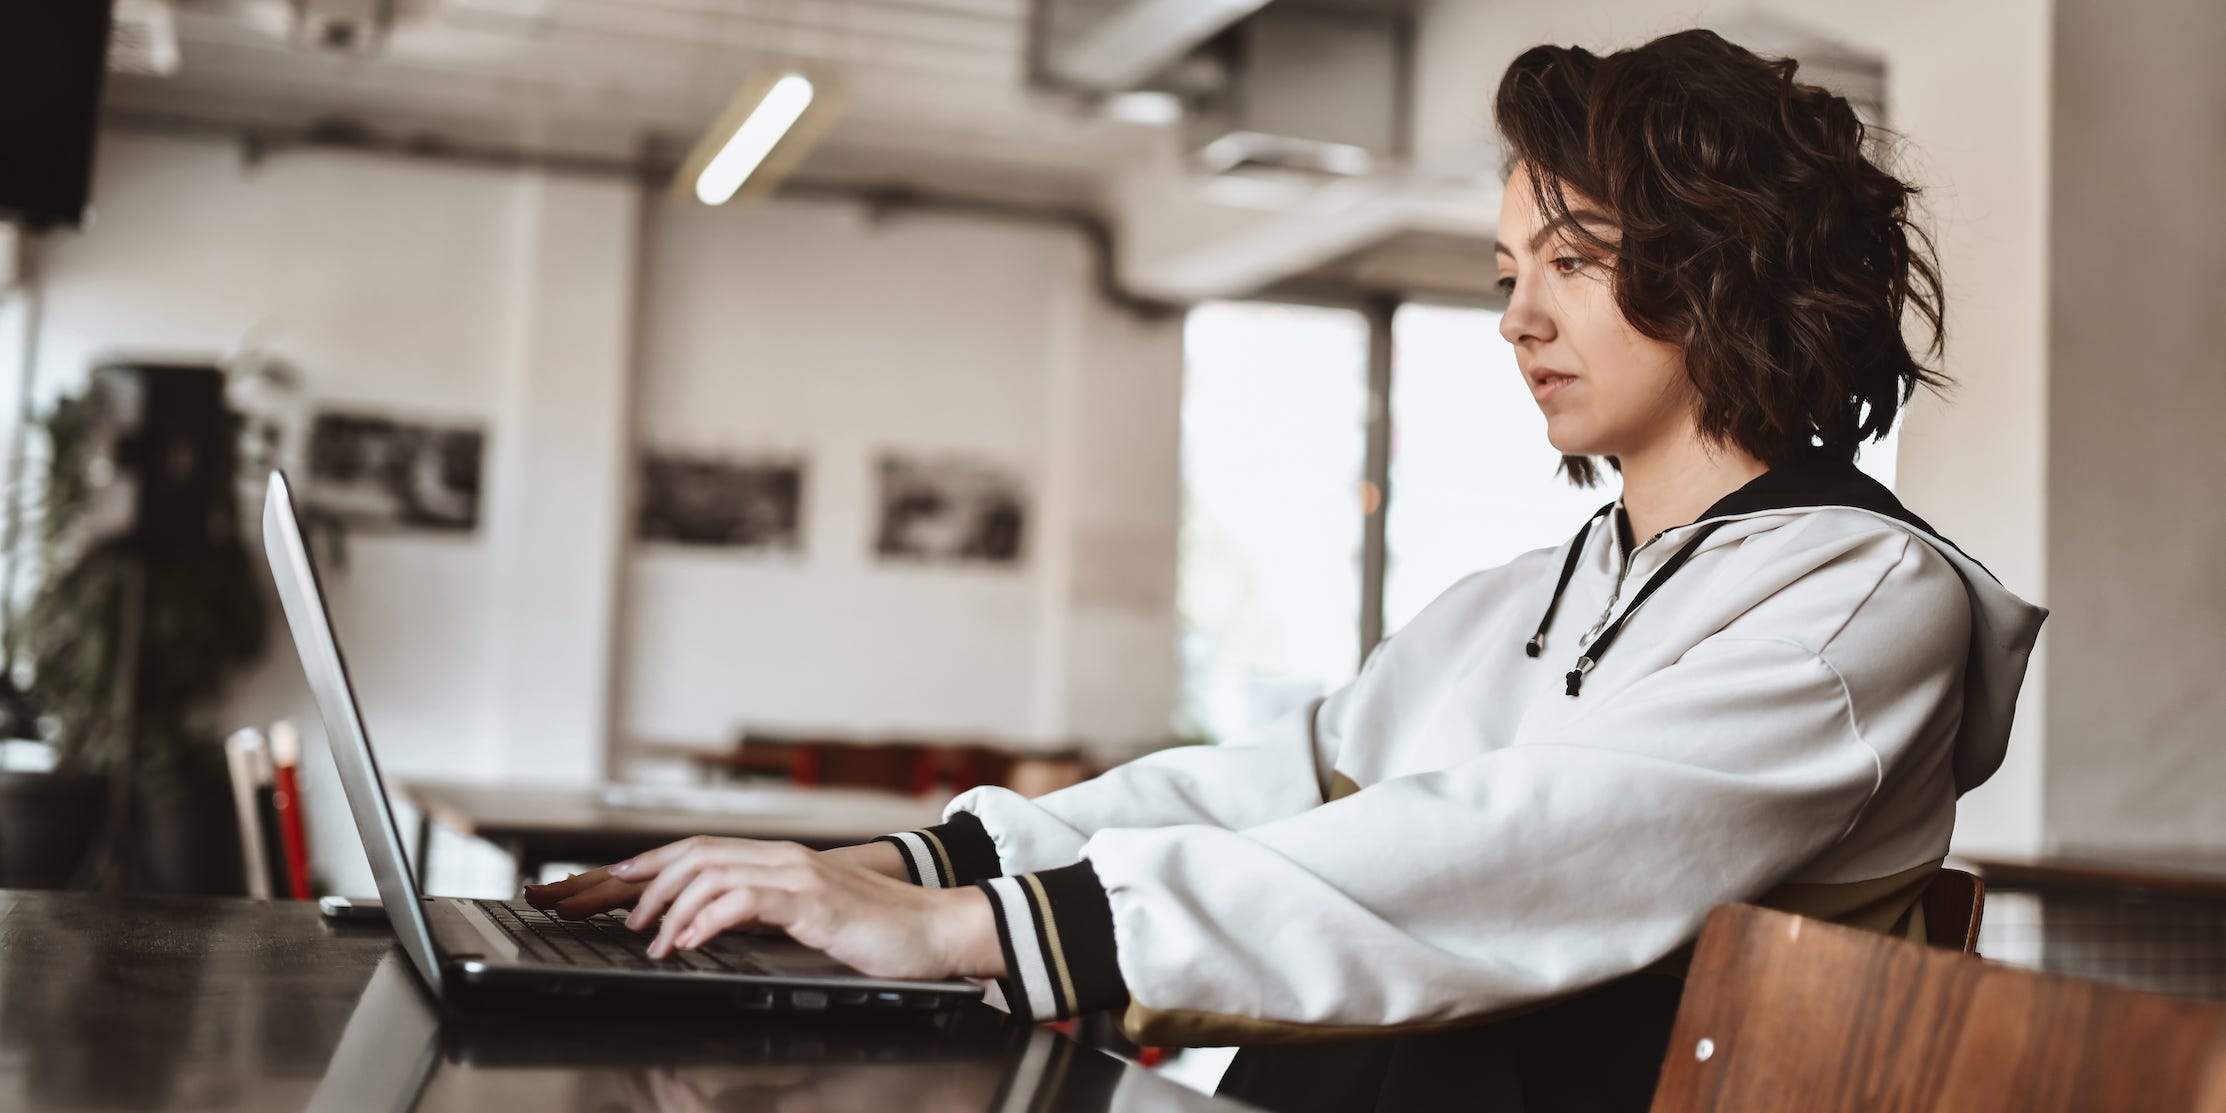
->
[[934, 886, 1007, 979], [822, 840, 908, 880]]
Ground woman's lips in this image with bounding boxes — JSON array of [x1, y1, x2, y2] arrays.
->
[[1530, 372, 1576, 403]]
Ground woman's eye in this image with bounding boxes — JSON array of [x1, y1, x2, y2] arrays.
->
[[1551, 256, 1589, 275], [1495, 275, 1516, 294]]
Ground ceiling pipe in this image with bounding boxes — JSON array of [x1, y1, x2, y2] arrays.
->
[[102, 108, 1179, 320]]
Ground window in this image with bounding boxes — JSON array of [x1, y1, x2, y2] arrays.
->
[[1177, 299, 1899, 739], [1176, 302, 1368, 745], [1384, 304, 1620, 635]]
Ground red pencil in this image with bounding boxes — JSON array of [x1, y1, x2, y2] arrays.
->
[[269, 722, 312, 900]]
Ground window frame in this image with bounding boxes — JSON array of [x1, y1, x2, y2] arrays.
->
[[1202, 284, 1507, 665]]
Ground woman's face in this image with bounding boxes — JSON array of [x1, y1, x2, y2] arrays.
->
[[1494, 168, 1693, 460]]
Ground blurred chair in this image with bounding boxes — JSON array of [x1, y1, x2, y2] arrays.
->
[[1923, 866, 1985, 953], [1647, 904, 2226, 1113], [2203, 1050, 2226, 1113], [717, 732, 1084, 799]]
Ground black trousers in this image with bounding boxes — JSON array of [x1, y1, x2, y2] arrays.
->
[[1214, 973, 1684, 1113]]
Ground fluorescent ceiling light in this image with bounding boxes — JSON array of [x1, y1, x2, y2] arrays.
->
[[694, 73, 815, 207], [1102, 90, 1183, 127]]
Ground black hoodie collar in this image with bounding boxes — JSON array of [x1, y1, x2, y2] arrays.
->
[[1684, 448, 1993, 580], [1530, 449, 1997, 697]]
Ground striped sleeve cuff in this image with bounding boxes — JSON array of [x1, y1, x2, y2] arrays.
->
[[873, 810, 1001, 889], [977, 860, 1127, 1024]]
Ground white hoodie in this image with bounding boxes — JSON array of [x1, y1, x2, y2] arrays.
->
[[877, 453, 2047, 1045]]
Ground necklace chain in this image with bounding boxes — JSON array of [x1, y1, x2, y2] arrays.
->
[[1577, 532, 1664, 648]]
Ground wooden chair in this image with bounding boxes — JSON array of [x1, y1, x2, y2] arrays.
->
[[1922, 866, 1985, 953], [1648, 904, 2226, 1113]]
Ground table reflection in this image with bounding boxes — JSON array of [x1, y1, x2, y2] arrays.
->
[[318, 950, 1232, 1113]]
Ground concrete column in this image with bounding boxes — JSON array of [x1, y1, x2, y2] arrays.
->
[[486, 172, 644, 785]]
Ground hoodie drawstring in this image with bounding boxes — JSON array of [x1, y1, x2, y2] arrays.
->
[[1562, 520, 1729, 697], [1526, 502, 1617, 659]]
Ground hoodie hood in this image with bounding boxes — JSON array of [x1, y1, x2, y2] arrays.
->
[[1532, 450, 2048, 794]]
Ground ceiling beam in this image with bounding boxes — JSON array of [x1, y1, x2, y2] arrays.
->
[[1112, 169, 1496, 302], [1044, 0, 1273, 90]]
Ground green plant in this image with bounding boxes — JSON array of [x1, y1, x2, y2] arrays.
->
[[20, 382, 266, 782]]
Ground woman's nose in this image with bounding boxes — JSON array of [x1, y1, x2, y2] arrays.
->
[[1500, 284, 1553, 346]]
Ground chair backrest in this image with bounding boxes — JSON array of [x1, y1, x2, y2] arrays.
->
[[1648, 904, 2226, 1113], [1922, 866, 1985, 953]]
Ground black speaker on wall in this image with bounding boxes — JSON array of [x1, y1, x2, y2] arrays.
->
[[0, 0, 117, 229]]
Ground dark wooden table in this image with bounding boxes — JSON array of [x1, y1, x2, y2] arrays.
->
[[0, 889, 1255, 1112], [397, 780, 948, 888]]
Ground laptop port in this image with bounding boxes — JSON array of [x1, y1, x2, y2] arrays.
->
[[833, 990, 870, 1006], [734, 988, 774, 1009], [874, 992, 906, 1007], [789, 990, 830, 1011]]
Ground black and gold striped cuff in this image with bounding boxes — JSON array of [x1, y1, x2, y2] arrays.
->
[[977, 860, 1126, 1024], [873, 811, 1001, 889]]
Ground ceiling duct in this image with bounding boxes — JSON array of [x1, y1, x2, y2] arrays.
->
[[1185, 5, 1406, 184]]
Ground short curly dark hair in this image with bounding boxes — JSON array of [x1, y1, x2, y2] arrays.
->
[[1494, 29, 1947, 487]]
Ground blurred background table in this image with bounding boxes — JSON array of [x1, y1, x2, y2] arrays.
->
[[397, 780, 948, 889], [1961, 852, 2226, 1002]]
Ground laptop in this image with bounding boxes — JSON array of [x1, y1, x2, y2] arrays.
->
[[262, 469, 982, 1015]]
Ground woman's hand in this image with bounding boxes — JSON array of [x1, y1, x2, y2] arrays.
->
[[619, 837, 1003, 979], [522, 839, 908, 920], [526, 837, 1005, 981]]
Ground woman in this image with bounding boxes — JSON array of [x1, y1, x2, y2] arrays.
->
[[529, 29, 2047, 1111]]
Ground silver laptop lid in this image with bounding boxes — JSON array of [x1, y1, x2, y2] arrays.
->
[[262, 470, 446, 995]]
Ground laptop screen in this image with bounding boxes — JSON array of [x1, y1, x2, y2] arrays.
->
[[263, 470, 446, 995]]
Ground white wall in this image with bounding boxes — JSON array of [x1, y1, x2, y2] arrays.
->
[[2042, 0, 2226, 851], [7, 133, 642, 894], [4, 131, 1183, 897], [1409, 0, 2055, 856], [621, 197, 1181, 752]]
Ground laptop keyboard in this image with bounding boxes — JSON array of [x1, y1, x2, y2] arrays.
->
[[475, 900, 767, 975]]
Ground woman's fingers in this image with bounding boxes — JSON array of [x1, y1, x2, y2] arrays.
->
[[624, 839, 812, 932], [678, 885, 800, 952], [649, 866, 749, 957], [650, 864, 807, 957], [626, 852, 720, 932], [521, 865, 615, 909], [608, 834, 733, 883], [520, 837, 827, 924], [550, 875, 646, 920]]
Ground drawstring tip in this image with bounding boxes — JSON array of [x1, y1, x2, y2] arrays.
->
[[1525, 634, 1545, 658], [1564, 656, 1596, 697]]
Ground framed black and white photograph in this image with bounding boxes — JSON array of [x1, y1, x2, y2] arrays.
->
[[305, 410, 484, 532], [873, 452, 1027, 565], [638, 451, 804, 551]]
